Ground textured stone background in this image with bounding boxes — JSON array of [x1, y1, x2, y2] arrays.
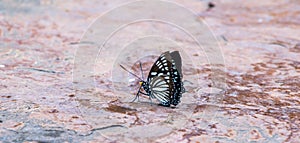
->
[[0, 0, 299, 142]]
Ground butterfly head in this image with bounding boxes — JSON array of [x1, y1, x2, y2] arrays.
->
[[139, 81, 150, 93], [139, 81, 143, 86]]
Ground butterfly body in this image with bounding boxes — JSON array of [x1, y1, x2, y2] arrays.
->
[[138, 51, 185, 107]]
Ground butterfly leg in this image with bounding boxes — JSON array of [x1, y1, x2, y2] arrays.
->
[[132, 86, 142, 102], [132, 94, 139, 102], [139, 92, 148, 95], [131, 93, 139, 102], [135, 91, 149, 101]]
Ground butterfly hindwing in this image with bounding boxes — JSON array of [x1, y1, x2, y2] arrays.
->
[[149, 76, 171, 106]]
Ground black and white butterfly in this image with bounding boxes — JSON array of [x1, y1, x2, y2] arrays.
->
[[120, 51, 185, 107]]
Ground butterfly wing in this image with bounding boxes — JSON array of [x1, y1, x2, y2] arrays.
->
[[147, 51, 174, 106], [170, 51, 185, 105], [147, 51, 173, 81], [170, 51, 183, 78], [149, 76, 171, 106], [147, 51, 184, 106]]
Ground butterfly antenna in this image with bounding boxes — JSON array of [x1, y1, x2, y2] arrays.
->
[[119, 64, 143, 81], [139, 61, 145, 80]]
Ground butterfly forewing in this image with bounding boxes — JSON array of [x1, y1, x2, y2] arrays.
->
[[147, 52, 172, 80]]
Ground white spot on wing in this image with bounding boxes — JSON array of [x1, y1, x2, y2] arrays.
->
[[158, 73, 164, 76], [156, 61, 161, 66], [151, 72, 157, 75]]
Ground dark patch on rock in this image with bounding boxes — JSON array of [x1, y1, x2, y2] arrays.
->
[[105, 104, 137, 114]]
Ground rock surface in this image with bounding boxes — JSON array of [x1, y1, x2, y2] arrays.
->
[[0, 0, 299, 142]]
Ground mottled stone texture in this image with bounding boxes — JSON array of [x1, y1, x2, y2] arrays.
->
[[0, 0, 299, 142]]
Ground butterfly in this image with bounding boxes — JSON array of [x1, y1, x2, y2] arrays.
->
[[120, 51, 185, 107]]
